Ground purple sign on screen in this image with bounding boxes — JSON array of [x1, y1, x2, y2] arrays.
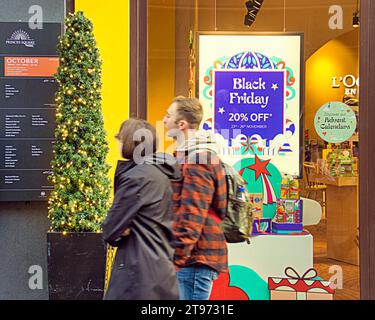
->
[[214, 70, 285, 144]]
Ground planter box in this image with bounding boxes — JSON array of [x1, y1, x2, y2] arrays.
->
[[47, 232, 107, 300]]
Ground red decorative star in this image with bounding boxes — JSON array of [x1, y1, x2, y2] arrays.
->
[[248, 155, 271, 181]]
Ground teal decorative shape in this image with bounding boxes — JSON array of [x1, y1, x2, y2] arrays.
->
[[233, 158, 282, 219], [229, 265, 270, 300]]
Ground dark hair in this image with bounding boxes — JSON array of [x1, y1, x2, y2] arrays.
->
[[116, 118, 157, 160], [173, 96, 203, 129]]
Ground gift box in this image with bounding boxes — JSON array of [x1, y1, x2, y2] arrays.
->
[[289, 179, 300, 199], [276, 199, 303, 223], [249, 193, 263, 219], [280, 176, 300, 200], [252, 218, 271, 235], [269, 267, 335, 300], [272, 221, 303, 234]]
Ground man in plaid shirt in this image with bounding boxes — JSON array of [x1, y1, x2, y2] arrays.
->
[[163, 96, 228, 300]]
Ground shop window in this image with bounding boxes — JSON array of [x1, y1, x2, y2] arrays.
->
[[147, 0, 361, 300]]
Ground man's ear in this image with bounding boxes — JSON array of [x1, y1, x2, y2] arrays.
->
[[178, 120, 189, 130]]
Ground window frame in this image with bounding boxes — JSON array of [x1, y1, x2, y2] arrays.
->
[[130, 0, 375, 300]]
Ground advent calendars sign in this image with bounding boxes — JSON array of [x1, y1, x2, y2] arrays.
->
[[0, 22, 61, 201], [214, 70, 286, 142]]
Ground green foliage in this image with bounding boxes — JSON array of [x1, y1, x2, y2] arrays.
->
[[48, 11, 111, 232]]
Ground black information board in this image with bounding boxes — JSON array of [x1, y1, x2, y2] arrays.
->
[[0, 23, 62, 201]]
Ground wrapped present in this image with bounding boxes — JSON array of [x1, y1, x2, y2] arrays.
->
[[249, 193, 263, 219], [289, 179, 299, 199], [280, 175, 300, 200], [272, 221, 303, 234], [269, 267, 335, 300], [280, 177, 290, 199], [252, 218, 271, 235], [276, 199, 303, 223]]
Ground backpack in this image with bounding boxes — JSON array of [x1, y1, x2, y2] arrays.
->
[[220, 162, 253, 244]]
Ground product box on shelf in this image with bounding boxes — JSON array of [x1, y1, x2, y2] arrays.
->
[[280, 176, 300, 200], [271, 221, 303, 234], [275, 199, 303, 224], [249, 193, 263, 219], [252, 218, 272, 235]]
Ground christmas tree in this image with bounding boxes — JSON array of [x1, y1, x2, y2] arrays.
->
[[48, 11, 111, 233]]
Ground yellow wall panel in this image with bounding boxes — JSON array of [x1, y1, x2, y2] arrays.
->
[[148, 0, 176, 152], [75, 0, 129, 183]]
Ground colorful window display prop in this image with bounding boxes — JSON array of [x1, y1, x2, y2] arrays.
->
[[249, 193, 263, 219], [280, 175, 300, 199], [272, 199, 303, 234], [252, 217, 271, 235], [268, 267, 335, 300], [271, 221, 303, 234], [233, 157, 282, 220], [276, 199, 303, 224]]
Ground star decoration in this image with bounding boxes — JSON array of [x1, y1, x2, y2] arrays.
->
[[218, 107, 226, 115], [271, 83, 278, 91], [241, 137, 256, 154], [248, 155, 271, 181]]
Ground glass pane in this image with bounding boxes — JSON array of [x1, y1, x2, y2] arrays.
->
[[148, 0, 361, 300]]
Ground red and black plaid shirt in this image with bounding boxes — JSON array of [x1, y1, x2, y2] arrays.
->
[[171, 151, 228, 273]]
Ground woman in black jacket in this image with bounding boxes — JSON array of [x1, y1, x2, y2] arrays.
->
[[102, 119, 180, 300]]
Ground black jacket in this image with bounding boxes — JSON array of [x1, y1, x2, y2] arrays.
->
[[102, 153, 181, 300]]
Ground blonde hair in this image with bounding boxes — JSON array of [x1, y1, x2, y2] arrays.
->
[[173, 96, 203, 130]]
